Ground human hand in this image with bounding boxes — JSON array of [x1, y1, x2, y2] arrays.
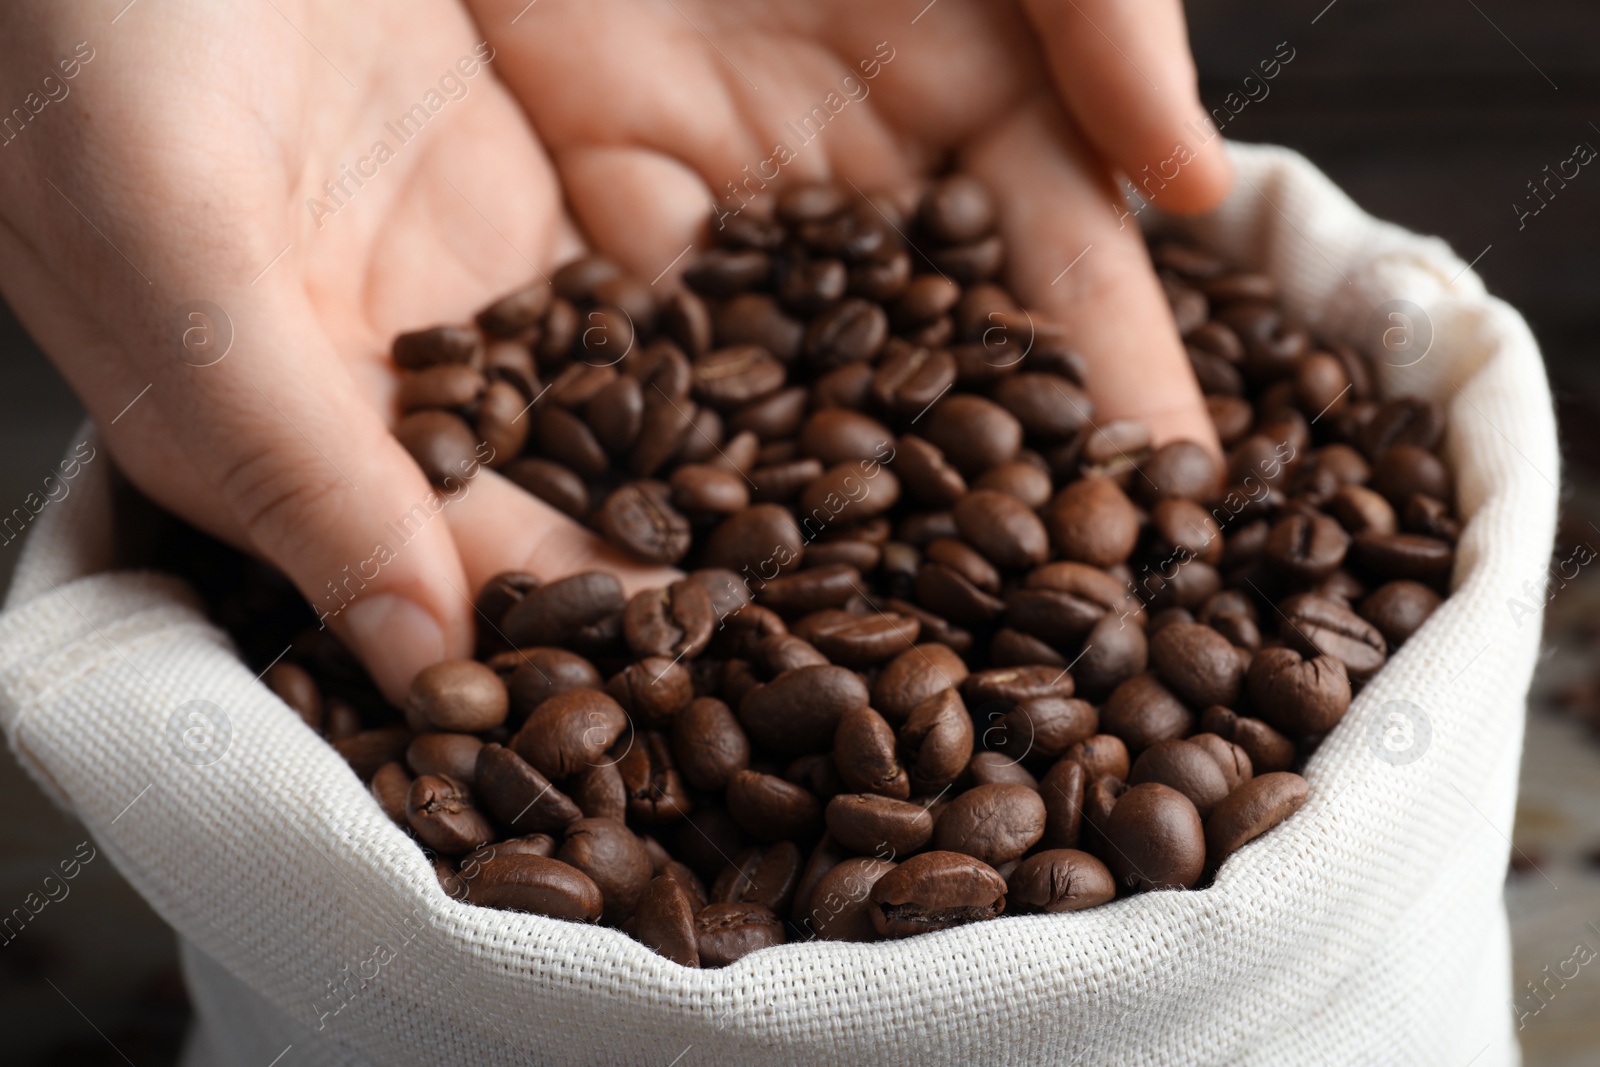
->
[[467, 0, 1232, 447], [0, 0, 670, 704]]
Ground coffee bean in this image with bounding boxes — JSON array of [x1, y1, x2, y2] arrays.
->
[[704, 503, 805, 577], [893, 435, 968, 507], [597, 481, 692, 565], [398, 363, 486, 412], [1198, 706, 1296, 775], [1100, 674, 1195, 755], [393, 325, 479, 369], [805, 857, 897, 940], [1265, 511, 1350, 581], [407, 732, 484, 785], [872, 644, 969, 723], [868, 850, 1006, 938], [1137, 441, 1219, 504], [1186, 733, 1253, 791], [992, 373, 1095, 442], [726, 770, 822, 840], [1148, 622, 1245, 709], [503, 648, 602, 721], [963, 665, 1076, 706], [536, 405, 611, 478], [1246, 647, 1351, 736], [1007, 849, 1116, 913], [994, 696, 1097, 763], [371, 762, 411, 826], [872, 344, 959, 418], [1046, 477, 1140, 567], [605, 657, 694, 729], [624, 580, 715, 660], [1129, 739, 1230, 817], [406, 774, 494, 855], [1102, 782, 1205, 890], [798, 409, 894, 467], [1038, 757, 1086, 848], [900, 689, 975, 791], [505, 458, 590, 519], [475, 743, 582, 832], [792, 609, 920, 668], [711, 841, 804, 915], [1064, 734, 1131, 781], [668, 697, 749, 793], [1359, 580, 1442, 646], [463, 854, 604, 923], [265, 662, 323, 731], [405, 660, 508, 733], [933, 783, 1046, 865], [714, 294, 803, 361], [695, 901, 785, 966], [634, 874, 700, 965], [396, 409, 480, 486], [922, 395, 1023, 476], [511, 688, 627, 780], [952, 489, 1049, 570], [686, 248, 772, 298], [739, 665, 868, 753], [805, 298, 888, 367], [1205, 771, 1310, 865], [558, 817, 654, 924], [989, 627, 1066, 669], [1277, 593, 1388, 681], [754, 564, 860, 617], [824, 794, 933, 858], [503, 572, 626, 649], [918, 176, 996, 245], [1074, 614, 1150, 700], [1350, 531, 1454, 584], [333, 727, 411, 779], [1360, 397, 1445, 458], [570, 762, 627, 821], [616, 731, 693, 825], [833, 706, 910, 798]]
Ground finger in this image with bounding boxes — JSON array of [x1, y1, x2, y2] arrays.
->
[[1021, 0, 1232, 214], [962, 97, 1219, 454]]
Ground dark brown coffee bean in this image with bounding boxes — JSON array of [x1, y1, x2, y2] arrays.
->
[[803, 857, 896, 940], [754, 564, 861, 616], [597, 481, 692, 565], [333, 727, 411, 779], [726, 770, 822, 840], [715, 210, 784, 250], [406, 732, 484, 785], [399, 363, 486, 412], [1148, 622, 1245, 710], [1359, 396, 1444, 458], [1065, 734, 1131, 781], [872, 644, 970, 723], [1100, 674, 1194, 755], [505, 457, 589, 519], [1265, 511, 1350, 581], [624, 581, 715, 661], [1137, 441, 1219, 504], [1246, 647, 1351, 736], [475, 743, 582, 832], [1129, 739, 1230, 817], [1350, 531, 1454, 584], [1074, 614, 1150, 700], [503, 648, 602, 721], [395, 409, 480, 486], [1187, 733, 1253, 791], [798, 409, 895, 466], [473, 379, 529, 467], [536, 404, 611, 478], [1007, 849, 1116, 913], [739, 664, 869, 753], [476, 280, 551, 338], [1278, 593, 1388, 681], [792, 609, 920, 668], [1198, 706, 1296, 775], [892, 435, 967, 507], [989, 627, 1067, 668], [1037, 757, 1086, 849], [1328, 484, 1397, 536], [618, 732, 693, 824], [690, 345, 786, 410], [371, 761, 411, 826], [900, 689, 975, 792], [833, 706, 910, 798], [1359, 580, 1442, 646], [503, 572, 626, 649], [932, 783, 1045, 866], [582, 374, 644, 456], [634, 874, 700, 965], [406, 774, 493, 855], [922, 395, 1023, 476], [890, 275, 962, 330], [929, 234, 1004, 284], [551, 255, 623, 303], [464, 854, 604, 923], [686, 248, 772, 298], [804, 298, 888, 367], [1205, 772, 1310, 865], [670, 697, 749, 792], [1048, 477, 1140, 567], [714, 294, 803, 362], [695, 902, 784, 966], [393, 324, 479, 369], [1102, 782, 1206, 890], [918, 176, 996, 244], [605, 657, 694, 728], [991, 373, 1095, 442], [569, 761, 627, 821], [711, 841, 804, 915], [973, 461, 1053, 509], [558, 817, 654, 924], [821, 794, 932, 859], [265, 662, 323, 731], [994, 697, 1097, 763], [963, 665, 1076, 706], [704, 503, 804, 577], [659, 287, 712, 357], [951, 489, 1049, 570], [925, 538, 1001, 594], [777, 256, 848, 314], [511, 688, 627, 780], [868, 850, 1006, 938], [405, 660, 508, 733], [747, 458, 822, 503]]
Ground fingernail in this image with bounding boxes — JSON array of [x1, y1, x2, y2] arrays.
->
[[343, 594, 445, 701]]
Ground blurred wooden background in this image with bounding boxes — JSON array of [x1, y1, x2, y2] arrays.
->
[[1, 0, 1597, 1062]]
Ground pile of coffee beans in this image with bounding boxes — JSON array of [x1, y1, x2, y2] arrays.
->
[[247, 175, 1460, 967]]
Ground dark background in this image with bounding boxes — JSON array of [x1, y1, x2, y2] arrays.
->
[[2, 1, 1597, 1062]]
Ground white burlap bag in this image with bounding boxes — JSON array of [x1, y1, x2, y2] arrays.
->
[[0, 142, 1558, 1066]]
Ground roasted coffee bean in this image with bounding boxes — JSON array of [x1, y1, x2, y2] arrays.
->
[[405, 660, 508, 734], [833, 706, 910, 798], [824, 793, 934, 857], [714, 294, 804, 361], [792, 609, 920, 667], [1360, 396, 1444, 458], [1074, 613, 1150, 700], [333, 726, 411, 779], [1198, 706, 1296, 775], [1038, 757, 1086, 848], [973, 461, 1053, 509], [868, 851, 1006, 938], [396, 409, 481, 486], [503, 572, 626, 649], [606, 657, 694, 728], [475, 743, 582, 832], [1007, 849, 1116, 913], [726, 770, 822, 840], [893, 435, 968, 507], [371, 762, 412, 826], [711, 842, 804, 915], [1129, 739, 1230, 817], [506, 457, 590, 519], [634, 874, 700, 965], [872, 345, 958, 417], [925, 539, 1002, 593], [1102, 782, 1206, 890], [1205, 771, 1310, 865], [872, 644, 970, 723], [1065, 734, 1131, 781], [1148, 622, 1245, 709], [512, 689, 628, 780], [922, 395, 1023, 477], [686, 248, 772, 298], [505, 648, 603, 720], [704, 503, 804, 577], [407, 775, 494, 855], [1360, 580, 1442, 646], [994, 697, 1097, 763], [969, 751, 1040, 791], [739, 665, 869, 753], [597, 481, 692, 565], [660, 288, 713, 357], [407, 732, 484, 785], [569, 762, 628, 821], [805, 298, 888, 367], [798, 409, 894, 466], [695, 901, 785, 966], [691, 345, 786, 410], [477, 280, 551, 337], [919, 175, 996, 244], [265, 662, 323, 731], [1049, 479, 1139, 572], [1350, 531, 1454, 584], [1246, 647, 1352, 736], [755, 564, 861, 616], [804, 857, 896, 940], [393, 324, 479, 369], [671, 697, 750, 792], [932, 783, 1046, 866], [952, 489, 1049, 570], [963, 666, 1076, 706], [900, 689, 975, 792], [1187, 733, 1253, 792], [989, 627, 1068, 669], [624, 580, 715, 660], [1278, 593, 1388, 681], [1329, 484, 1397, 537], [1265, 511, 1350, 581], [991, 373, 1094, 443], [1100, 674, 1195, 754], [559, 817, 654, 924], [464, 854, 604, 922], [535, 405, 610, 478], [1137, 441, 1219, 504], [399, 363, 486, 412], [618, 732, 693, 824]]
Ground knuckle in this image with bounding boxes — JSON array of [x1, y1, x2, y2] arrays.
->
[[218, 449, 349, 558]]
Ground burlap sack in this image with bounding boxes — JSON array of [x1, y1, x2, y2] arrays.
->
[[0, 142, 1559, 1066]]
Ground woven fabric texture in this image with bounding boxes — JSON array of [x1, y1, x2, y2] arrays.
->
[[0, 142, 1558, 1066]]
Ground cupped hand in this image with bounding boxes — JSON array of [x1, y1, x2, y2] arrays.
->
[[469, 0, 1232, 445], [0, 0, 667, 703]]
